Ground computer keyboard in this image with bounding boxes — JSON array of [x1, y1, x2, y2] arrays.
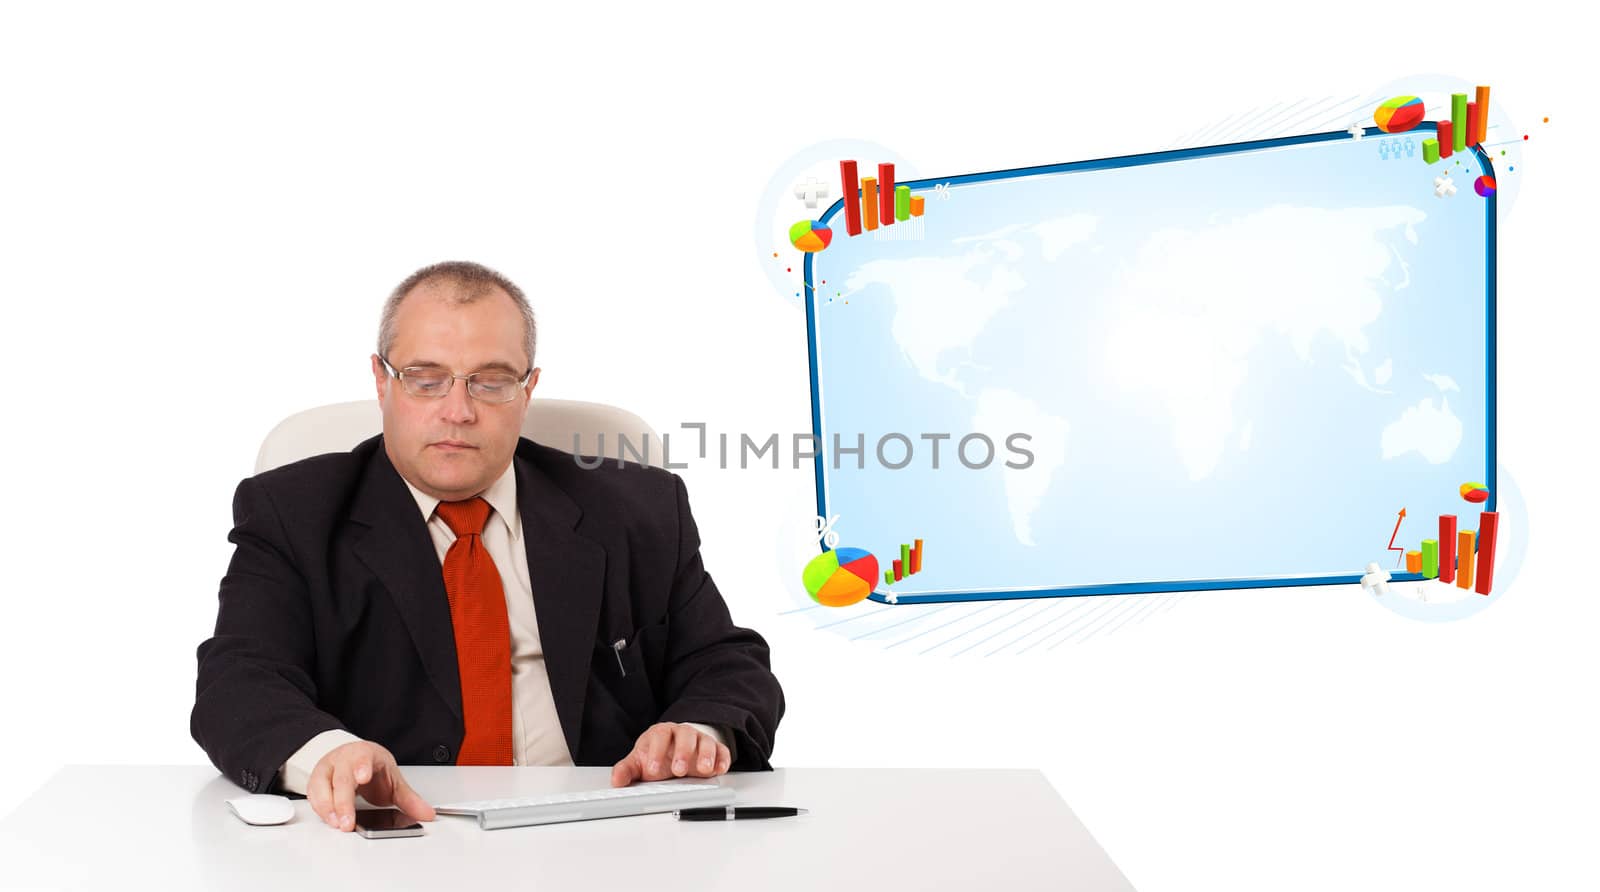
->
[[435, 781, 736, 830]]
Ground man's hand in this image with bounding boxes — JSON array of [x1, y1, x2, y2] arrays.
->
[[610, 722, 731, 787], [307, 740, 436, 832]]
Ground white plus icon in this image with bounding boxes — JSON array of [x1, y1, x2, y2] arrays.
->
[[793, 177, 829, 208]]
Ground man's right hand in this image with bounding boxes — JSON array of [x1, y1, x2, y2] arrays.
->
[[307, 740, 437, 832]]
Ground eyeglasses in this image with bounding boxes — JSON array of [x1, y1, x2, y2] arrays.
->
[[380, 357, 531, 403]]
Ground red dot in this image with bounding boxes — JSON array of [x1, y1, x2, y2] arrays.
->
[[1524, 135, 1529, 140], [786, 267, 791, 272]]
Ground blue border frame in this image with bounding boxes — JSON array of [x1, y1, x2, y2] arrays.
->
[[803, 124, 1497, 605]]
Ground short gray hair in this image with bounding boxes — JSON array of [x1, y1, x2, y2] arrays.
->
[[378, 261, 537, 371]]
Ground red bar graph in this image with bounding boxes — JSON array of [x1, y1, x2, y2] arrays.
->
[[1466, 103, 1480, 148], [838, 160, 862, 237], [1439, 515, 1457, 584], [1475, 511, 1499, 595], [892, 558, 903, 582], [878, 163, 895, 228], [1438, 120, 1454, 158], [911, 539, 923, 574], [1475, 85, 1491, 144]]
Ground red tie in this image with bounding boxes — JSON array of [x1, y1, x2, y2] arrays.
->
[[436, 497, 514, 765]]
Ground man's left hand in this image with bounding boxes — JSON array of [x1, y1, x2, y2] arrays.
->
[[610, 722, 731, 787]]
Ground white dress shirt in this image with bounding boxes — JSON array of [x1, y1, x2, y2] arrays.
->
[[277, 461, 724, 794]]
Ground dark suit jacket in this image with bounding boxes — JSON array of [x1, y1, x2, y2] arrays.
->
[[191, 434, 783, 794]]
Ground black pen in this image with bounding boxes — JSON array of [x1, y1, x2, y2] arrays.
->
[[674, 806, 807, 821]]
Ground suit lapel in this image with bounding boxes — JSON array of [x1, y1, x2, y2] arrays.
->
[[349, 442, 464, 721], [514, 449, 606, 761]]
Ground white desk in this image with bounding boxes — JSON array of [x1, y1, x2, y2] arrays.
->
[[0, 765, 1133, 890]]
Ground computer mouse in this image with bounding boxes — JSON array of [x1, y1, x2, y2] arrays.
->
[[226, 793, 296, 826]]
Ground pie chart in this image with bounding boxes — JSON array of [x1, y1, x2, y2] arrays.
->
[[1374, 95, 1425, 133], [802, 547, 879, 607], [789, 219, 833, 253]]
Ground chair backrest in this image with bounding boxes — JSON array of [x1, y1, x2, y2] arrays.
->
[[254, 399, 665, 474]]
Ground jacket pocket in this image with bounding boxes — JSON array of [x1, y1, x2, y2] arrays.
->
[[609, 618, 669, 678], [593, 619, 668, 728]]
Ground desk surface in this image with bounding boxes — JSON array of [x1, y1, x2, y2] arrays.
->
[[0, 765, 1132, 891]]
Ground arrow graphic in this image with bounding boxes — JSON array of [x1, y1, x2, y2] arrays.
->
[[1388, 508, 1407, 567]]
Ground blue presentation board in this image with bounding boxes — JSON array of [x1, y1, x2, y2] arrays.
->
[[805, 128, 1496, 604]]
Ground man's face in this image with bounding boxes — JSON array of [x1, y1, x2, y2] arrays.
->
[[372, 281, 540, 502]]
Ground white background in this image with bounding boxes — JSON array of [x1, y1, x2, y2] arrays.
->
[[1, 3, 1594, 890]]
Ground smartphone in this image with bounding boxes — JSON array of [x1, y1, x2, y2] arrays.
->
[[354, 808, 424, 839]]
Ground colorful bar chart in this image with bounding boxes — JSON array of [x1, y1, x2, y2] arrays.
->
[[862, 176, 880, 231], [1457, 529, 1476, 590], [878, 163, 895, 228], [1395, 508, 1498, 596], [886, 539, 926, 583], [1439, 515, 1457, 584], [1476, 511, 1498, 595], [838, 160, 862, 237], [1414, 86, 1490, 165], [835, 158, 930, 237]]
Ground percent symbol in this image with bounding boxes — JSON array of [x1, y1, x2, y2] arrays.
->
[[813, 514, 840, 548]]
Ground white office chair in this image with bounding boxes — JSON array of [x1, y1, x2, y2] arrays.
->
[[255, 398, 665, 474]]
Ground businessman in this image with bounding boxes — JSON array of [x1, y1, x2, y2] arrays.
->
[[192, 261, 784, 832]]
